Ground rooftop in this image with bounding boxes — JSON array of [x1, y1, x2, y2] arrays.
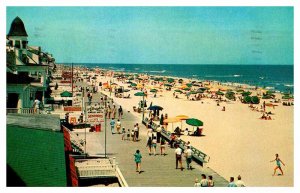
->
[[7, 16, 28, 37]]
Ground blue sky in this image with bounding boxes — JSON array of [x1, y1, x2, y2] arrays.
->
[[7, 7, 293, 64]]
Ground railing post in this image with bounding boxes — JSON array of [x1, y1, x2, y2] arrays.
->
[[112, 157, 116, 169]]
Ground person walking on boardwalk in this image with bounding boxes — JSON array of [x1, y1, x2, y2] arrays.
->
[[146, 137, 152, 155], [235, 175, 245, 187], [194, 178, 201, 187], [116, 119, 121, 134], [208, 175, 214, 187], [228, 177, 237, 187], [121, 127, 126, 140], [184, 145, 193, 170], [118, 105, 123, 119], [200, 174, 208, 187], [175, 144, 183, 170], [134, 149, 142, 174], [270, 153, 285, 176], [152, 136, 157, 156], [110, 118, 115, 134], [160, 138, 166, 156]]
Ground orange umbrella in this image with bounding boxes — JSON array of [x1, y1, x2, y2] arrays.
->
[[176, 115, 189, 120], [163, 117, 180, 131], [176, 115, 189, 129]]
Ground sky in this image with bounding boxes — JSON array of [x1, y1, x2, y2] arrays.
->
[[6, 6, 293, 65]]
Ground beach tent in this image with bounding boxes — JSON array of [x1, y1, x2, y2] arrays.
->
[[60, 91, 72, 97]]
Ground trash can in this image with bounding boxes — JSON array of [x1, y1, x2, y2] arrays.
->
[[95, 124, 101, 132]]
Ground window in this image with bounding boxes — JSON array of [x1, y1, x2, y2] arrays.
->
[[22, 41, 28, 49], [15, 40, 20, 49]]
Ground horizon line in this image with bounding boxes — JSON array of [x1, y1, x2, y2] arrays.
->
[[57, 63, 294, 66]]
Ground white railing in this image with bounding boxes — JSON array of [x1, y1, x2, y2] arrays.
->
[[75, 157, 128, 187]]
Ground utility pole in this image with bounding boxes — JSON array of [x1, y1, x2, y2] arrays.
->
[[71, 63, 73, 97]]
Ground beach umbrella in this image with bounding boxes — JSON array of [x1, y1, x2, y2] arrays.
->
[[241, 91, 252, 96], [186, 118, 203, 127], [237, 89, 244, 93], [150, 89, 158, 93], [163, 117, 181, 131], [266, 90, 276, 95], [183, 87, 191, 91], [225, 91, 235, 100], [176, 115, 189, 129], [123, 89, 130, 92], [148, 105, 163, 111], [128, 77, 134, 80], [176, 115, 189, 120], [167, 78, 175, 83], [187, 91, 198, 95], [282, 95, 293, 100], [216, 91, 224, 95], [174, 89, 183, 93], [60, 91, 73, 97], [243, 96, 252, 103], [178, 79, 183, 83], [164, 83, 172, 87], [126, 81, 133, 84], [196, 89, 205, 93], [198, 87, 207, 91], [131, 83, 137, 87], [251, 96, 260, 104], [186, 83, 193, 87], [134, 92, 146, 97]]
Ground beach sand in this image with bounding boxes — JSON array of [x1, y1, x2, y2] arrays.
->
[[76, 69, 293, 187]]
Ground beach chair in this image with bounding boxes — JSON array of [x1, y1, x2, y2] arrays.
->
[[124, 94, 130, 98]]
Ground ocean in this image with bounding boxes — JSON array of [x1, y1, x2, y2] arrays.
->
[[73, 63, 294, 93]]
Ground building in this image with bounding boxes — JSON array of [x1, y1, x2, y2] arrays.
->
[[6, 16, 56, 111]]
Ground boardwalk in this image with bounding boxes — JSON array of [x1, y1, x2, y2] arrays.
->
[[74, 86, 228, 187]]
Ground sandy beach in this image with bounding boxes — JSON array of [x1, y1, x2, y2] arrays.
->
[[70, 66, 293, 187]]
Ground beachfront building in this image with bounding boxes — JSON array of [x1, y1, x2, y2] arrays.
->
[[7, 113, 79, 186], [6, 16, 55, 111]]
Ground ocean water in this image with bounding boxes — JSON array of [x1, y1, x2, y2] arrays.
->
[[74, 63, 294, 93]]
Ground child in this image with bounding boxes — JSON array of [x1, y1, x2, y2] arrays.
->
[[121, 127, 126, 140], [152, 136, 157, 156], [131, 130, 135, 141], [126, 129, 131, 141], [134, 149, 142, 173], [194, 178, 201, 187], [208, 175, 214, 187]]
